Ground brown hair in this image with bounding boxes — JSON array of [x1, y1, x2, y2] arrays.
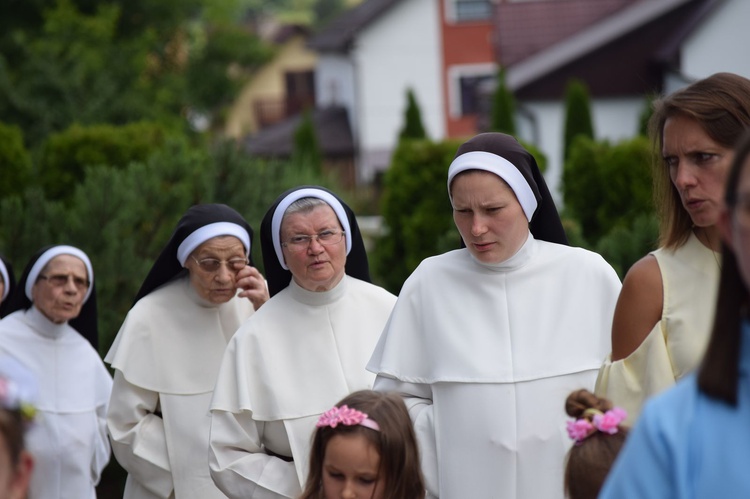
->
[[697, 130, 750, 404], [563, 389, 629, 499], [0, 408, 25, 468], [648, 72, 750, 249], [299, 390, 425, 499]]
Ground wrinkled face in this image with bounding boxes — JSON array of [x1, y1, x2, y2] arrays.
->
[[451, 170, 529, 264], [663, 115, 733, 228], [725, 155, 750, 288], [281, 204, 347, 292], [184, 236, 246, 304], [322, 433, 382, 499], [31, 255, 88, 324]]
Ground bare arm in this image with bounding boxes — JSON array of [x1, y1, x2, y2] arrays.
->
[[611, 255, 663, 361]]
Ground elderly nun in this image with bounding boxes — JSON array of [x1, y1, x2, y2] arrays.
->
[[0, 245, 112, 499], [209, 186, 396, 499], [105, 204, 268, 499], [367, 133, 622, 499]]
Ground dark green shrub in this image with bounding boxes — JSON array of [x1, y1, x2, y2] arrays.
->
[[490, 67, 516, 135], [292, 110, 322, 171], [0, 122, 32, 198], [372, 139, 461, 293], [38, 121, 169, 201], [398, 88, 427, 141], [563, 79, 594, 161]]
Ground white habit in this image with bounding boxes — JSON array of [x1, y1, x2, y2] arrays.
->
[[367, 235, 621, 499], [105, 276, 256, 499], [0, 306, 112, 499], [209, 275, 396, 499]]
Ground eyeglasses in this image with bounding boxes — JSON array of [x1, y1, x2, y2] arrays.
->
[[191, 256, 248, 273], [282, 230, 345, 252], [38, 273, 90, 291]]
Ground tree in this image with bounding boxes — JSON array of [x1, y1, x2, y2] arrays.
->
[[562, 79, 594, 161], [0, 122, 32, 198], [292, 110, 322, 171], [372, 139, 461, 293], [398, 88, 427, 141], [490, 67, 516, 135]]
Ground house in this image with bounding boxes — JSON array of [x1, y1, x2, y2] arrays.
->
[[309, 0, 499, 185], [225, 24, 317, 138], [497, 0, 750, 199]]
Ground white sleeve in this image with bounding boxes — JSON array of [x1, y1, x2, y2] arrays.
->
[[107, 370, 174, 498], [374, 375, 439, 498], [91, 396, 111, 485], [209, 409, 300, 499]]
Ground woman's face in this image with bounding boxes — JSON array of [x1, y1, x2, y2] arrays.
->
[[281, 204, 347, 292], [322, 433, 382, 499], [31, 255, 89, 324], [663, 114, 734, 228], [451, 170, 529, 264], [184, 235, 247, 304], [725, 155, 750, 288]]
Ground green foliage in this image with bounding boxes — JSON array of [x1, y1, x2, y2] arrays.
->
[[292, 110, 322, 171], [563, 79, 595, 161], [186, 22, 273, 116], [490, 67, 516, 135], [0, 122, 33, 197], [0, 138, 339, 357], [313, 0, 345, 28], [595, 213, 659, 278], [38, 122, 171, 201], [562, 135, 654, 245], [519, 139, 547, 174], [398, 88, 427, 142], [372, 139, 462, 293]]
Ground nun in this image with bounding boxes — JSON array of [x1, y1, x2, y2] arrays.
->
[[367, 133, 622, 499], [105, 204, 269, 499], [0, 245, 112, 499], [0, 254, 15, 316], [209, 186, 397, 498]]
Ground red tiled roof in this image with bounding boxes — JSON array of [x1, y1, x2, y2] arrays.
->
[[496, 0, 639, 66]]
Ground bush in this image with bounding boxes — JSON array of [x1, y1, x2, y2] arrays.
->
[[562, 135, 653, 244], [398, 88, 427, 141], [37, 121, 170, 201], [490, 67, 516, 135], [0, 122, 32, 198], [372, 139, 461, 293], [563, 79, 594, 161]]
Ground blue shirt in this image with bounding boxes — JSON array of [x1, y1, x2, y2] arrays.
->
[[599, 321, 750, 499]]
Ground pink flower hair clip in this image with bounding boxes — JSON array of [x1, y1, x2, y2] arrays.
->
[[316, 405, 380, 432], [566, 407, 627, 444]]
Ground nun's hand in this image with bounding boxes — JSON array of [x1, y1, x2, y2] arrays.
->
[[235, 265, 270, 310]]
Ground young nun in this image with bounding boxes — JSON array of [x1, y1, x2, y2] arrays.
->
[[106, 204, 268, 499], [0, 245, 112, 499], [367, 133, 621, 498]]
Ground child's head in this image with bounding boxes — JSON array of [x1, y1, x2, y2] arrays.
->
[[301, 390, 425, 499], [0, 357, 37, 499], [564, 389, 628, 499]]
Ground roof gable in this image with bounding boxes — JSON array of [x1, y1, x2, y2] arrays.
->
[[308, 0, 401, 52]]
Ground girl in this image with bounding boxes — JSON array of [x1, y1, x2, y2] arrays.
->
[[0, 357, 37, 499], [300, 390, 425, 499], [564, 389, 628, 499]]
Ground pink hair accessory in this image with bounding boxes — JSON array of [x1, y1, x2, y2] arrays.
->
[[316, 405, 380, 432], [567, 407, 627, 444]]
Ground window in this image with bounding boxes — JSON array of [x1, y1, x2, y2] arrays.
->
[[459, 74, 494, 116], [454, 0, 492, 22]]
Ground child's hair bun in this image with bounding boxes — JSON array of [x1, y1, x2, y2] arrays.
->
[[565, 389, 612, 419]]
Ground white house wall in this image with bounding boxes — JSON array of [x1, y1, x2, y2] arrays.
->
[[680, 0, 750, 81], [315, 54, 358, 137], [354, 0, 444, 183]]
